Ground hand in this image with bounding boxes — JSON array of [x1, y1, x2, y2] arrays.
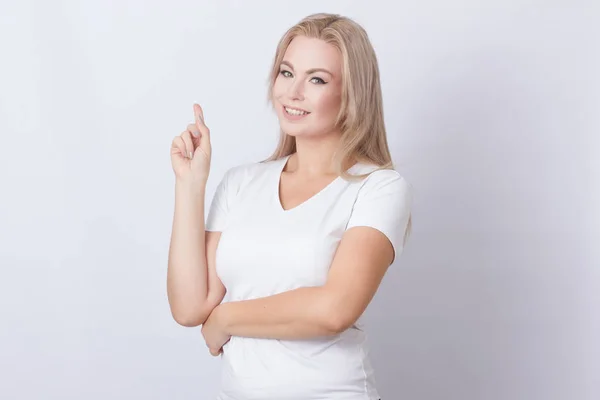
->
[[201, 305, 231, 357], [170, 103, 212, 184]]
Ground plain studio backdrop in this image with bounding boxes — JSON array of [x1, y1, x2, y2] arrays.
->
[[0, 1, 598, 399]]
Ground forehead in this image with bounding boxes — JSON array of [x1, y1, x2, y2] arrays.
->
[[283, 36, 342, 74]]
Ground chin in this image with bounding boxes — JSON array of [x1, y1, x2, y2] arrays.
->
[[280, 121, 335, 139], [280, 126, 309, 137]]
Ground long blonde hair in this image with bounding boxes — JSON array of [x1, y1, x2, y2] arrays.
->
[[262, 13, 412, 240]]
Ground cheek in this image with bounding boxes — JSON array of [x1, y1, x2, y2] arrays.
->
[[313, 91, 341, 117], [272, 77, 286, 100]]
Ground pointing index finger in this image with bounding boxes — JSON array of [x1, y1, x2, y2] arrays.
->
[[194, 103, 205, 127]]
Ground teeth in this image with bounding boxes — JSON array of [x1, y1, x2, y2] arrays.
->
[[285, 107, 307, 116]]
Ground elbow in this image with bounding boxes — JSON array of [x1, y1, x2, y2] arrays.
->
[[322, 302, 354, 335], [324, 314, 353, 335], [173, 313, 205, 327], [170, 306, 209, 327], [170, 296, 221, 327]]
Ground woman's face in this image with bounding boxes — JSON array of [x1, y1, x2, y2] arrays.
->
[[272, 35, 343, 138]]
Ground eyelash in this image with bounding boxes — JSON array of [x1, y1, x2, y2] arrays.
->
[[279, 70, 327, 85]]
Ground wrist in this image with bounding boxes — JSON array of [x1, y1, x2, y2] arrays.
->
[[175, 178, 206, 195], [216, 303, 233, 335]]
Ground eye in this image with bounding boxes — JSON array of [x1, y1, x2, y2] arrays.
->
[[310, 77, 327, 85], [280, 70, 292, 78]]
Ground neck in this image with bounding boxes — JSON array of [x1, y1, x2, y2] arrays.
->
[[286, 132, 345, 178]]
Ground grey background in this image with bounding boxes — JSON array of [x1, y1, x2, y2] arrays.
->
[[0, 1, 598, 399]]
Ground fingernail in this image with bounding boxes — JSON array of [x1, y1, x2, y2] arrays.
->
[[189, 151, 193, 159]]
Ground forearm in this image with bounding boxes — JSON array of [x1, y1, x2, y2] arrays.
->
[[167, 180, 209, 326], [220, 286, 343, 340]]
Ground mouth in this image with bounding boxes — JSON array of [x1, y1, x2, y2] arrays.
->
[[283, 104, 311, 116]]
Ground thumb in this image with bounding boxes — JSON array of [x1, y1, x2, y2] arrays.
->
[[193, 141, 210, 159]]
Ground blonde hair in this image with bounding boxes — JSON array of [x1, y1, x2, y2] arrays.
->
[[262, 13, 412, 242]]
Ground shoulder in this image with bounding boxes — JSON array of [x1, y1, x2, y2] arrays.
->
[[345, 165, 413, 257], [346, 164, 414, 215], [218, 157, 281, 191], [352, 164, 412, 198]]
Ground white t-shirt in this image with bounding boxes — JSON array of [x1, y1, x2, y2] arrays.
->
[[206, 153, 413, 400]]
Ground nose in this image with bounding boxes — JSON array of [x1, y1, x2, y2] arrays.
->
[[287, 78, 304, 101]]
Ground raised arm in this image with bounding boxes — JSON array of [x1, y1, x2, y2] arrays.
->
[[167, 103, 226, 327]]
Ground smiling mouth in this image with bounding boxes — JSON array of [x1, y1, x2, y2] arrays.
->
[[283, 105, 310, 116]]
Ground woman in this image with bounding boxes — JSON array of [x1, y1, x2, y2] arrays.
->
[[167, 12, 412, 400]]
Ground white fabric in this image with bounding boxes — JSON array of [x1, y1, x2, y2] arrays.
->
[[206, 154, 413, 400]]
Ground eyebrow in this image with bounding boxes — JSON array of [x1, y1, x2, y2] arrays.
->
[[280, 60, 333, 76]]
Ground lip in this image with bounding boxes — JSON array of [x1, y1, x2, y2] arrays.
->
[[282, 104, 310, 114], [282, 104, 310, 121]]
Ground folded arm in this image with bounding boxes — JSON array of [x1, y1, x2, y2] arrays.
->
[[217, 226, 395, 340]]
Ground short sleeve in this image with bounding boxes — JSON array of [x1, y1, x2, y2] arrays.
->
[[205, 165, 243, 232], [345, 170, 413, 263]]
